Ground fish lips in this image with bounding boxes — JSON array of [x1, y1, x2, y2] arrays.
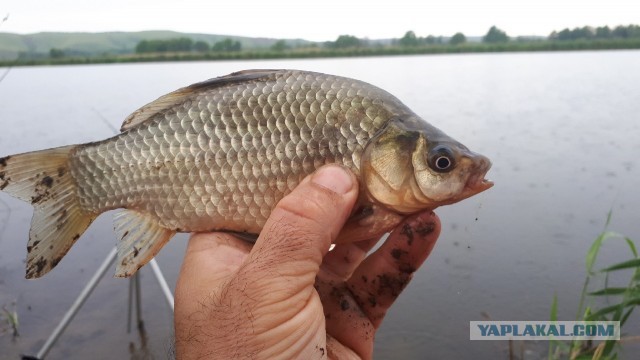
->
[[459, 161, 494, 201], [449, 176, 493, 205], [445, 154, 494, 205]]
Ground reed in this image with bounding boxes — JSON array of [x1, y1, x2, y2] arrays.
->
[[549, 211, 640, 359]]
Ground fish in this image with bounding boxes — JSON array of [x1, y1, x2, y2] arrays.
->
[[0, 69, 492, 279]]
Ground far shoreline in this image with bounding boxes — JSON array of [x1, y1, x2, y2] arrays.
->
[[2, 39, 640, 68]]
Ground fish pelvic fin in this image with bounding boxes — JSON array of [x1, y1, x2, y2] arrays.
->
[[113, 209, 175, 278], [0, 146, 98, 279]]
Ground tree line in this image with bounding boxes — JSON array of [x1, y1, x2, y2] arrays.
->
[[38, 23, 640, 62], [131, 24, 640, 57], [131, 26, 510, 56], [393, 25, 640, 46], [550, 25, 640, 41], [135, 37, 242, 54], [324, 25, 640, 48]]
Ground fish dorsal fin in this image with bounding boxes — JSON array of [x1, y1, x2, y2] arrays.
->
[[119, 69, 282, 132], [113, 209, 176, 277]]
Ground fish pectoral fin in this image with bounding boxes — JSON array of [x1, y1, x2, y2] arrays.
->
[[335, 205, 403, 244], [113, 210, 175, 278]]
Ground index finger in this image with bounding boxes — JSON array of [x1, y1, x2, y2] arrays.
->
[[347, 211, 441, 328]]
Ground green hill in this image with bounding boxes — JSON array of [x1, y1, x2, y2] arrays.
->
[[0, 31, 313, 60]]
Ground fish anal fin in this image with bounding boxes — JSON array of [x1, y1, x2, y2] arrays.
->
[[114, 210, 175, 278], [120, 69, 280, 132]]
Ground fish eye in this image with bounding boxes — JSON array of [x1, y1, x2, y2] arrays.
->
[[428, 146, 456, 173]]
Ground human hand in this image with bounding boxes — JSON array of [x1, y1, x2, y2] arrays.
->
[[174, 165, 441, 359]]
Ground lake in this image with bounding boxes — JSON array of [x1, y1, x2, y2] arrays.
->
[[1, 51, 639, 359]]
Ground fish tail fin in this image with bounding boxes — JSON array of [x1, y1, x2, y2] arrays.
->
[[0, 146, 98, 279]]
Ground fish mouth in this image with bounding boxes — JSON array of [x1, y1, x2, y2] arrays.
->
[[456, 155, 494, 201], [466, 176, 494, 193], [455, 175, 493, 203]]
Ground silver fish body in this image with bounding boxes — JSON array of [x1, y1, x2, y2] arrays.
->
[[0, 69, 492, 278], [72, 70, 399, 234]]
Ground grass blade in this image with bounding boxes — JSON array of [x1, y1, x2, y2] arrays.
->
[[586, 231, 619, 274], [600, 338, 617, 358], [588, 287, 628, 296], [620, 306, 634, 327], [601, 258, 640, 272], [605, 209, 613, 228], [586, 297, 640, 320], [625, 237, 638, 258]]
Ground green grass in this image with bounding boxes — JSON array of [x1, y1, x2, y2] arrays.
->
[[0, 302, 19, 338], [549, 211, 640, 360]]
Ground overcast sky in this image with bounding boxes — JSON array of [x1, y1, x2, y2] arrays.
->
[[1, 0, 638, 41]]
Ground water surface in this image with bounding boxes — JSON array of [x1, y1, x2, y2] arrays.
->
[[0, 51, 639, 359]]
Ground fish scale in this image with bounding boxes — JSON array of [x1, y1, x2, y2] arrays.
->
[[69, 71, 393, 234], [0, 69, 492, 278]]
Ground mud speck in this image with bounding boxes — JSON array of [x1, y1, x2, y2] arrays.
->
[[415, 220, 436, 237], [391, 248, 407, 260], [41, 175, 54, 188], [30, 193, 46, 204], [34, 257, 48, 274], [340, 299, 350, 311], [400, 223, 414, 245], [52, 256, 62, 267], [0, 156, 9, 167], [398, 263, 416, 274], [376, 273, 410, 298]]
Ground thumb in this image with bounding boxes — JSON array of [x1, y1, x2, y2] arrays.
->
[[241, 165, 359, 293]]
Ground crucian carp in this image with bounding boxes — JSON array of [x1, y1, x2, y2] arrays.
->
[[0, 69, 492, 278]]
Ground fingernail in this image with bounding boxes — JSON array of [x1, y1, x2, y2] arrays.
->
[[312, 165, 353, 194]]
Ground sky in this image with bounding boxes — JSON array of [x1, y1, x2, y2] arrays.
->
[[1, 0, 639, 41]]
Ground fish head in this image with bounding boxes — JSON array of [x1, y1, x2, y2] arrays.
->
[[362, 116, 493, 214]]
